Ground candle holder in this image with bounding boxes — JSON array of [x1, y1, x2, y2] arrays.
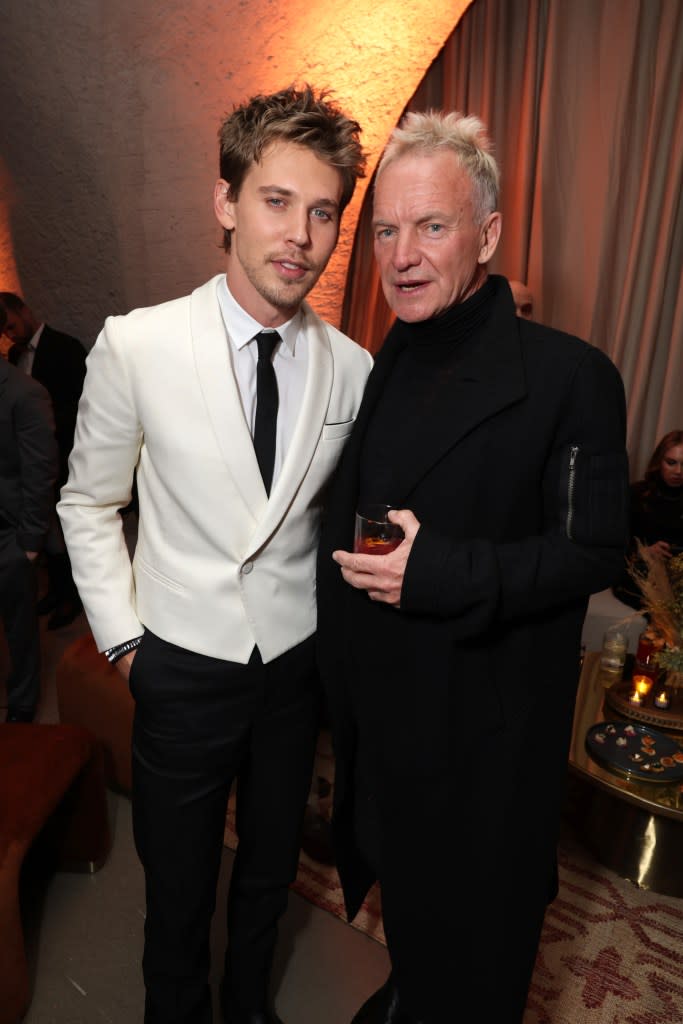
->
[[603, 666, 683, 732], [633, 673, 654, 697]]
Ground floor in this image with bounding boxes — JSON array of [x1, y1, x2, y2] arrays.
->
[[4, 594, 390, 1024]]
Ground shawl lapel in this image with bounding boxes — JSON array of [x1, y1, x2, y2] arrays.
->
[[191, 279, 334, 552]]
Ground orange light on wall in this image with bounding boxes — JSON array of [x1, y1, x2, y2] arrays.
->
[[0, 155, 21, 304]]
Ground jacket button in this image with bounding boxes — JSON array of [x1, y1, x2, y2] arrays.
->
[[242, 562, 253, 575]]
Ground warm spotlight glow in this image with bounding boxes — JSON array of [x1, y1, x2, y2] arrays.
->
[[0, 157, 20, 296]]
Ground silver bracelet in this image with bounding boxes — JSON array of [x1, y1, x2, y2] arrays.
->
[[105, 635, 143, 664]]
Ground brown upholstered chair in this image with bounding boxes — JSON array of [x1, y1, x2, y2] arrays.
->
[[0, 723, 111, 1024], [56, 633, 134, 794]]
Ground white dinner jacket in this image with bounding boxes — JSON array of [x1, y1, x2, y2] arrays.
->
[[58, 275, 373, 662]]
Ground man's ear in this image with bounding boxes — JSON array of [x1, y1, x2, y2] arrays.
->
[[478, 212, 502, 265], [213, 179, 235, 230]]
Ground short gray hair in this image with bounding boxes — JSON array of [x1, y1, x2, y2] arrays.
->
[[376, 110, 500, 223]]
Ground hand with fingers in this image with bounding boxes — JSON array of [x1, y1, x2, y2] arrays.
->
[[332, 508, 420, 607]]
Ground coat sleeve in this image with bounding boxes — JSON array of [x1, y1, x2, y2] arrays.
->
[[57, 316, 144, 650], [16, 378, 58, 551], [401, 345, 629, 637]]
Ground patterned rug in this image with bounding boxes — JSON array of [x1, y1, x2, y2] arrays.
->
[[524, 837, 683, 1022]]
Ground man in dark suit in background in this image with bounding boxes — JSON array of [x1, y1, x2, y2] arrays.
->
[[0, 306, 58, 721], [317, 110, 629, 1022], [0, 291, 86, 628]]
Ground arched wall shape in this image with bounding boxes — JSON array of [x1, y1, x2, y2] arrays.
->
[[1, 1, 472, 345], [342, 0, 683, 480]]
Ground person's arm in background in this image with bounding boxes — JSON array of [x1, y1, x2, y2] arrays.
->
[[16, 375, 59, 560]]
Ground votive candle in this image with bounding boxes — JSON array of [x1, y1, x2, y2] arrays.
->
[[629, 690, 643, 706], [633, 674, 654, 697], [654, 690, 671, 709]]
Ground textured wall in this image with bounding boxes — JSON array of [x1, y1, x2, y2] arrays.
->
[[1, 0, 471, 346]]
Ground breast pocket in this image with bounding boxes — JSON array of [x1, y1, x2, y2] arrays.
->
[[321, 420, 354, 442]]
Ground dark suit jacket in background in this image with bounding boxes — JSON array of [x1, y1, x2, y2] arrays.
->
[[0, 359, 58, 549], [317, 278, 629, 1021], [9, 325, 86, 486]]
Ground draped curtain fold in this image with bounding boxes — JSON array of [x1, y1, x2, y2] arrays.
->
[[341, 0, 682, 478]]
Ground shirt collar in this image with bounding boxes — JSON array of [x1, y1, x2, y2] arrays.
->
[[25, 322, 45, 352], [217, 275, 301, 357]]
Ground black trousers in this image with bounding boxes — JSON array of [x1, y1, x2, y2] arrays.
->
[[129, 629, 320, 1024], [0, 528, 40, 715]]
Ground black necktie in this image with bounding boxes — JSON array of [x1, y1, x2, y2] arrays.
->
[[253, 331, 280, 494]]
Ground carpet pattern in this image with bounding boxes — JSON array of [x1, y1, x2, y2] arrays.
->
[[524, 838, 683, 1022]]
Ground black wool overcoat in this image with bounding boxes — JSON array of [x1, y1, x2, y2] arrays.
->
[[316, 278, 629, 1021]]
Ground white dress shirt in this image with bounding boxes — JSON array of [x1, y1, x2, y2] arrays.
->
[[217, 276, 307, 491]]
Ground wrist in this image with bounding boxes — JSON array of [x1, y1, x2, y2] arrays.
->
[[104, 636, 143, 664]]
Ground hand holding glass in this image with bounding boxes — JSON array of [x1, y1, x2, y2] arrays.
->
[[354, 504, 404, 555]]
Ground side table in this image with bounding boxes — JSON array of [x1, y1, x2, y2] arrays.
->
[[566, 652, 683, 897]]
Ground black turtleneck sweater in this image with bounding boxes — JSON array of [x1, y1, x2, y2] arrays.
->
[[359, 277, 497, 508]]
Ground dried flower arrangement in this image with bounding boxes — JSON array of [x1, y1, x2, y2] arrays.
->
[[627, 543, 683, 686]]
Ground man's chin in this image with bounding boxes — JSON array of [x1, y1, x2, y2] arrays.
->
[[266, 276, 319, 312], [388, 302, 435, 324]]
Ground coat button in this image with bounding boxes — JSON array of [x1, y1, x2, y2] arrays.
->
[[242, 562, 253, 575]]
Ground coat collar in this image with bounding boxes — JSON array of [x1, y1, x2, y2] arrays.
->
[[346, 276, 528, 502]]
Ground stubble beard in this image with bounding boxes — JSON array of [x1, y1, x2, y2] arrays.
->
[[244, 252, 325, 317]]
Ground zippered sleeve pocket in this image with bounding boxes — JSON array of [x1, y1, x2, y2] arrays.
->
[[561, 444, 629, 546]]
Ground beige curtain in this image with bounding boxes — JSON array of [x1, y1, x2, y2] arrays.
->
[[342, 0, 683, 479]]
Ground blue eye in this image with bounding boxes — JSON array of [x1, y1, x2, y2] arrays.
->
[[312, 208, 332, 222]]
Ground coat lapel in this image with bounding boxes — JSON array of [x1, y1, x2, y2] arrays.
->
[[247, 303, 333, 553], [191, 276, 266, 524], [351, 284, 528, 502], [191, 281, 334, 551]]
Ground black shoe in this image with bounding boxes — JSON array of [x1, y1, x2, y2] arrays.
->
[[36, 591, 58, 615], [47, 597, 83, 630], [351, 975, 422, 1024], [6, 709, 35, 723]]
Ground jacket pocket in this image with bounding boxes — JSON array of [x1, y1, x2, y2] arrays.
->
[[321, 420, 354, 441], [563, 445, 629, 546], [134, 555, 186, 593]]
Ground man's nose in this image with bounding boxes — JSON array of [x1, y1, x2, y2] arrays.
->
[[392, 231, 420, 269], [286, 209, 311, 248]]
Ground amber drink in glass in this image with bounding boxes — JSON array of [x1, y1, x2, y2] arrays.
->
[[354, 504, 404, 555]]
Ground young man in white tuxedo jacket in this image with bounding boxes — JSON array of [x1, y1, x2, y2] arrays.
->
[[58, 85, 372, 1024]]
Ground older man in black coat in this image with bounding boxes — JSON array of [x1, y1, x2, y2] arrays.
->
[[317, 111, 629, 1023], [0, 349, 58, 721], [0, 292, 85, 628]]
